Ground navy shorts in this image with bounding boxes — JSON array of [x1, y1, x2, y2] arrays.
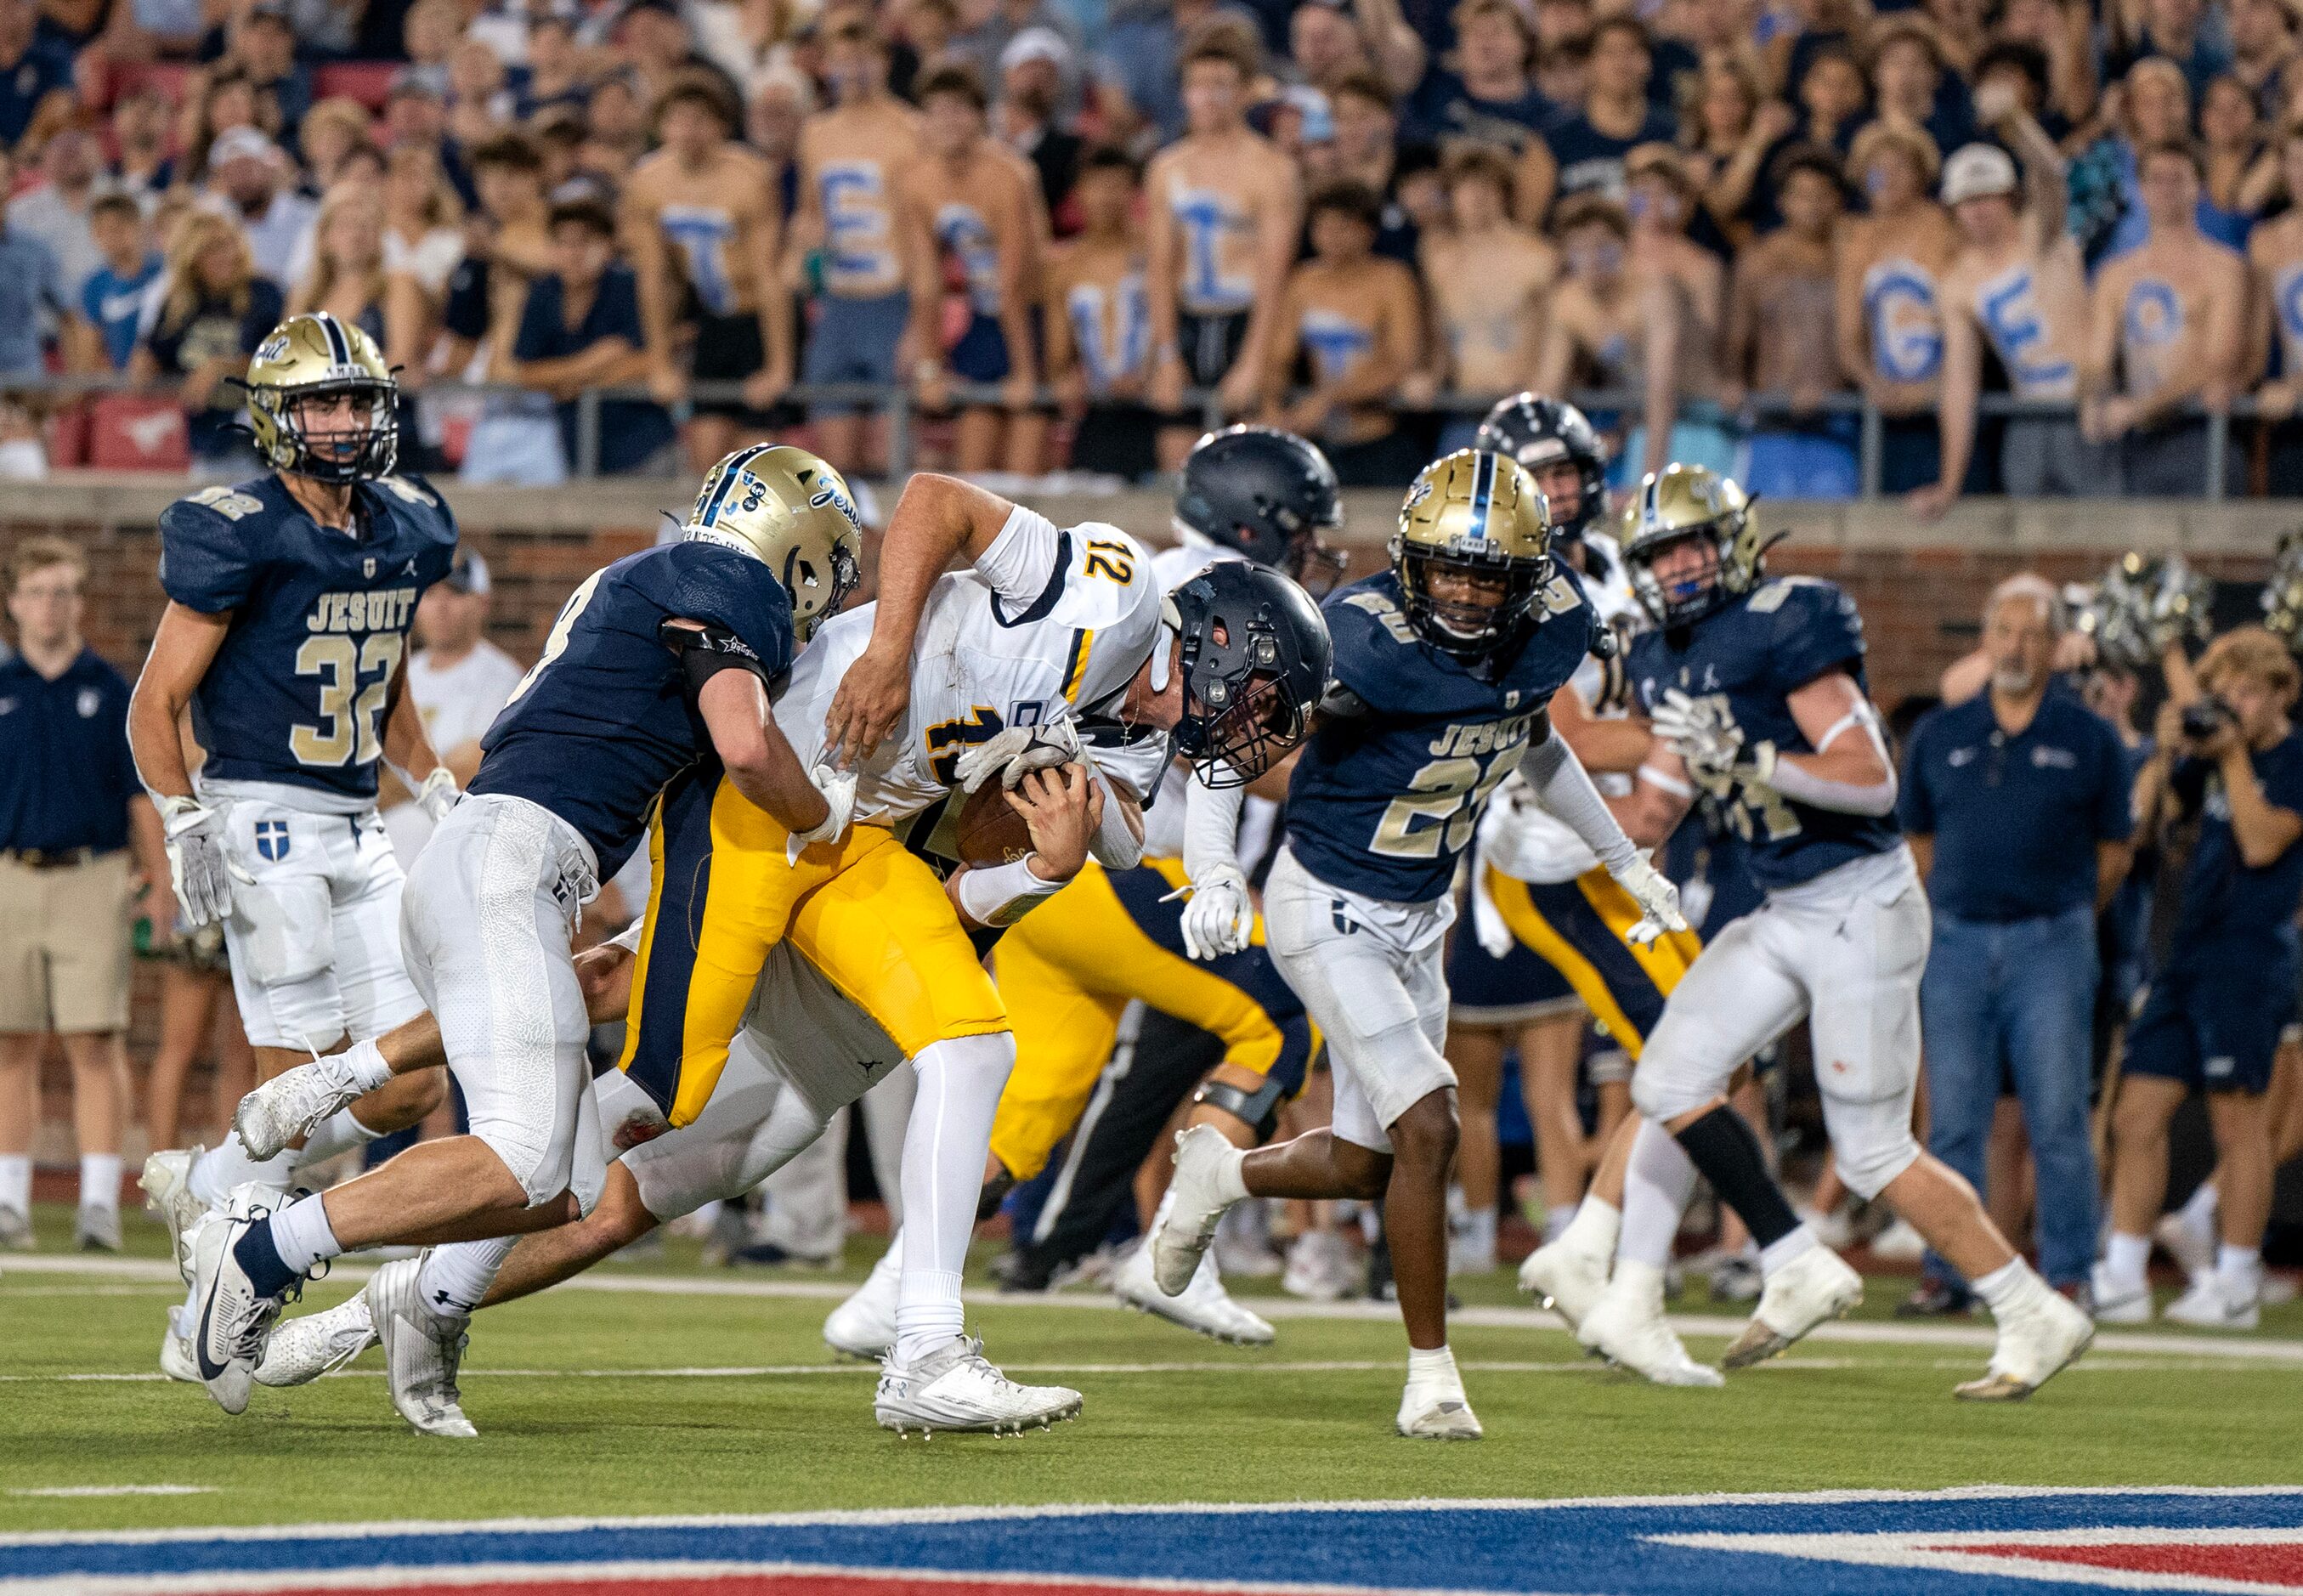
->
[[2125, 948, 2300, 1095], [1448, 919, 1576, 1026], [948, 312, 1011, 386], [804, 289, 909, 410]]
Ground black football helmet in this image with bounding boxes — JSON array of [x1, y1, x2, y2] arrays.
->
[[1473, 393, 1609, 543], [1174, 424, 1349, 596], [1167, 561, 1334, 787]]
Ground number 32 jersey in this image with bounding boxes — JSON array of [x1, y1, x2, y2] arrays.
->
[[1626, 574, 1898, 891], [158, 474, 458, 809], [1285, 569, 1594, 907]]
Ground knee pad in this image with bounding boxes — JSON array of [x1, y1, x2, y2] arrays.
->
[[1192, 1073, 1287, 1142]]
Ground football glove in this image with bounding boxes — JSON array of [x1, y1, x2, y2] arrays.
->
[[1610, 853, 1689, 948], [158, 796, 249, 928], [1177, 864, 1253, 960], [415, 767, 461, 823], [953, 716, 1089, 794], [1650, 688, 1744, 780], [786, 764, 858, 864]]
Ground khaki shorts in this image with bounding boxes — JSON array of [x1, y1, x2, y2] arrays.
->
[[0, 850, 135, 1034]]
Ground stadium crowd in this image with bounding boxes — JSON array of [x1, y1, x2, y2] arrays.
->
[[10, 0, 2303, 495]]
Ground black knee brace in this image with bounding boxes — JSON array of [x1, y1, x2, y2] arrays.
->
[[1191, 1073, 1287, 1144]]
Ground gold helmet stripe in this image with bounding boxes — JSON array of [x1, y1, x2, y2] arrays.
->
[[1466, 449, 1497, 544]]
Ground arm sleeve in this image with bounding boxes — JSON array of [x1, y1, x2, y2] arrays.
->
[[972, 502, 1069, 608], [156, 500, 256, 613], [1182, 773, 1250, 882], [1520, 723, 1640, 875]]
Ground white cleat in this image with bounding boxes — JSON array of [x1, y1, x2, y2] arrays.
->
[[1581, 1261, 1724, 1386], [2089, 1262, 2153, 1325], [1150, 1124, 1242, 1296], [257, 1293, 378, 1387], [185, 1189, 291, 1416], [1397, 1383, 1484, 1439], [1112, 1242, 1274, 1345], [159, 1305, 199, 1384], [2164, 1274, 2261, 1332], [824, 1239, 901, 1361], [366, 1255, 477, 1437], [1957, 1287, 2096, 1401], [1519, 1237, 1611, 1338], [139, 1146, 207, 1283], [1281, 1230, 1357, 1302], [1723, 1242, 1863, 1369], [874, 1336, 1082, 1437], [2153, 1210, 2216, 1283], [235, 1060, 359, 1162]]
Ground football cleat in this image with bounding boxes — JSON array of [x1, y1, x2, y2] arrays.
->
[[2153, 1208, 2216, 1283], [185, 1189, 291, 1415], [824, 1238, 901, 1361], [1150, 1124, 1242, 1296], [139, 1146, 207, 1282], [1723, 1243, 1863, 1369], [1519, 1236, 1610, 1337], [873, 1337, 1082, 1437], [159, 1305, 199, 1384], [1281, 1230, 1357, 1302], [1112, 1242, 1274, 1345], [367, 1254, 478, 1437], [235, 1060, 359, 1162], [1396, 1384, 1484, 1440], [1708, 1251, 1763, 1304], [76, 1204, 122, 1253], [257, 1293, 378, 1387], [0, 1203, 32, 1251], [1956, 1286, 2095, 1401], [2088, 1261, 2153, 1325], [2164, 1273, 2261, 1332], [1582, 1261, 1724, 1387]]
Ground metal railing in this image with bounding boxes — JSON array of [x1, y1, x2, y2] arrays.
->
[[0, 372, 2266, 500]]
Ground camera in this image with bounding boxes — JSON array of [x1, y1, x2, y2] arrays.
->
[[2181, 696, 2237, 743]]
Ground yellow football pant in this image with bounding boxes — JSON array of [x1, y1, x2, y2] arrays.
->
[[1486, 864, 1703, 1058]]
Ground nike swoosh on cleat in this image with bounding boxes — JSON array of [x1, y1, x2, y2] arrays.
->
[[194, 1283, 230, 1382]]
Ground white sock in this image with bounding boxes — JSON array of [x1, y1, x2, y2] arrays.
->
[[892, 1033, 1014, 1366], [78, 1153, 122, 1213], [1559, 1195, 1621, 1259], [1618, 1119, 1697, 1270], [2103, 1230, 2151, 1288], [2217, 1244, 2262, 1292], [1972, 1256, 2042, 1315], [417, 1235, 516, 1318], [1759, 1225, 1818, 1276], [2180, 1180, 2219, 1234], [268, 1192, 342, 1275], [0, 1153, 29, 1214], [1406, 1343, 1460, 1387], [190, 1134, 294, 1208], [1542, 1204, 1574, 1245], [328, 1037, 393, 1095], [297, 1106, 382, 1164], [1208, 1140, 1250, 1206]]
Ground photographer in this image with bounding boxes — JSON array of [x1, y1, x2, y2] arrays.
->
[[2097, 627, 2303, 1330]]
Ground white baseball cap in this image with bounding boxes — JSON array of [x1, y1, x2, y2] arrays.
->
[[1941, 142, 2018, 206]]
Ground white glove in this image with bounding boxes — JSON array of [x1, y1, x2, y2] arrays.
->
[[1650, 688, 1743, 780], [1610, 852, 1689, 948], [953, 716, 1087, 794], [416, 767, 461, 823], [786, 764, 857, 864], [1177, 864, 1253, 960], [1469, 857, 1512, 959], [158, 796, 248, 929]]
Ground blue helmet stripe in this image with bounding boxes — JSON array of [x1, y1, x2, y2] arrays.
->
[[1466, 450, 1496, 542], [698, 444, 775, 528], [315, 312, 350, 366]]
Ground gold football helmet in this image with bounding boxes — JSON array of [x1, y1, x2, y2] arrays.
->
[[683, 444, 863, 642], [1390, 448, 1554, 655], [244, 311, 399, 484], [1619, 463, 1763, 628]]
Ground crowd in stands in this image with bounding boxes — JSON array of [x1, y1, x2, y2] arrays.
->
[[12, 0, 2303, 496]]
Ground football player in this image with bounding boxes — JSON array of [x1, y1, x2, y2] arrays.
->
[[183, 444, 865, 1423], [127, 312, 458, 1350], [1152, 449, 1685, 1439], [1595, 463, 2094, 1400]]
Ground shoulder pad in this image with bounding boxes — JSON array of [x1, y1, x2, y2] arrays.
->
[[157, 487, 269, 612]]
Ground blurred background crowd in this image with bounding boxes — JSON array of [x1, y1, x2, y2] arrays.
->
[[12, 0, 2303, 497]]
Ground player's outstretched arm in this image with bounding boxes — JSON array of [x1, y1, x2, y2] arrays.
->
[[1522, 716, 1687, 940], [699, 668, 836, 835], [824, 473, 1017, 764]]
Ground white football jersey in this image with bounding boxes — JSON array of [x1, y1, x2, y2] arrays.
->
[[1479, 533, 1645, 885], [778, 504, 1170, 825]]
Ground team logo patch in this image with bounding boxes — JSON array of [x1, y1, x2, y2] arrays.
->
[[7, 1490, 2302, 1594], [252, 820, 291, 863]]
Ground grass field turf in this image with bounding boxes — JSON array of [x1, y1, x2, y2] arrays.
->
[[2, 1205, 2299, 1541]]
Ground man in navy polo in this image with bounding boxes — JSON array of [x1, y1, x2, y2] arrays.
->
[[1899, 574, 2134, 1311], [0, 537, 173, 1252]]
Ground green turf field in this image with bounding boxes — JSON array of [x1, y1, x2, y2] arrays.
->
[[3, 1203, 2299, 1537]]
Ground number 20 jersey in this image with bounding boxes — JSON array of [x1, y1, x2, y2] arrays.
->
[[1285, 569, 1594, 907], [158, 473, 458, 807], [1625, 574, 1898, 891]]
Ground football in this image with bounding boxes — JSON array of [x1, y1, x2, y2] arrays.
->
[[953, 779, 1036, 866]]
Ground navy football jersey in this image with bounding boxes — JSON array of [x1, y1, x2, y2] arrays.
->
[[1285, 569, 1593, 904], [1627, 574, 1898, 891], [470, 540, 795, 878], [158, 473, 458, 802]]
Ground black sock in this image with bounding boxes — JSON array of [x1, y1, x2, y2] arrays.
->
[[1672, 1106, 1800, 1248], [232, 1218, 297, 1298]]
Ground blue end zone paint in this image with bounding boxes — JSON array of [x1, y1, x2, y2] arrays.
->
[[6, 1490, 2302, 1593]]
